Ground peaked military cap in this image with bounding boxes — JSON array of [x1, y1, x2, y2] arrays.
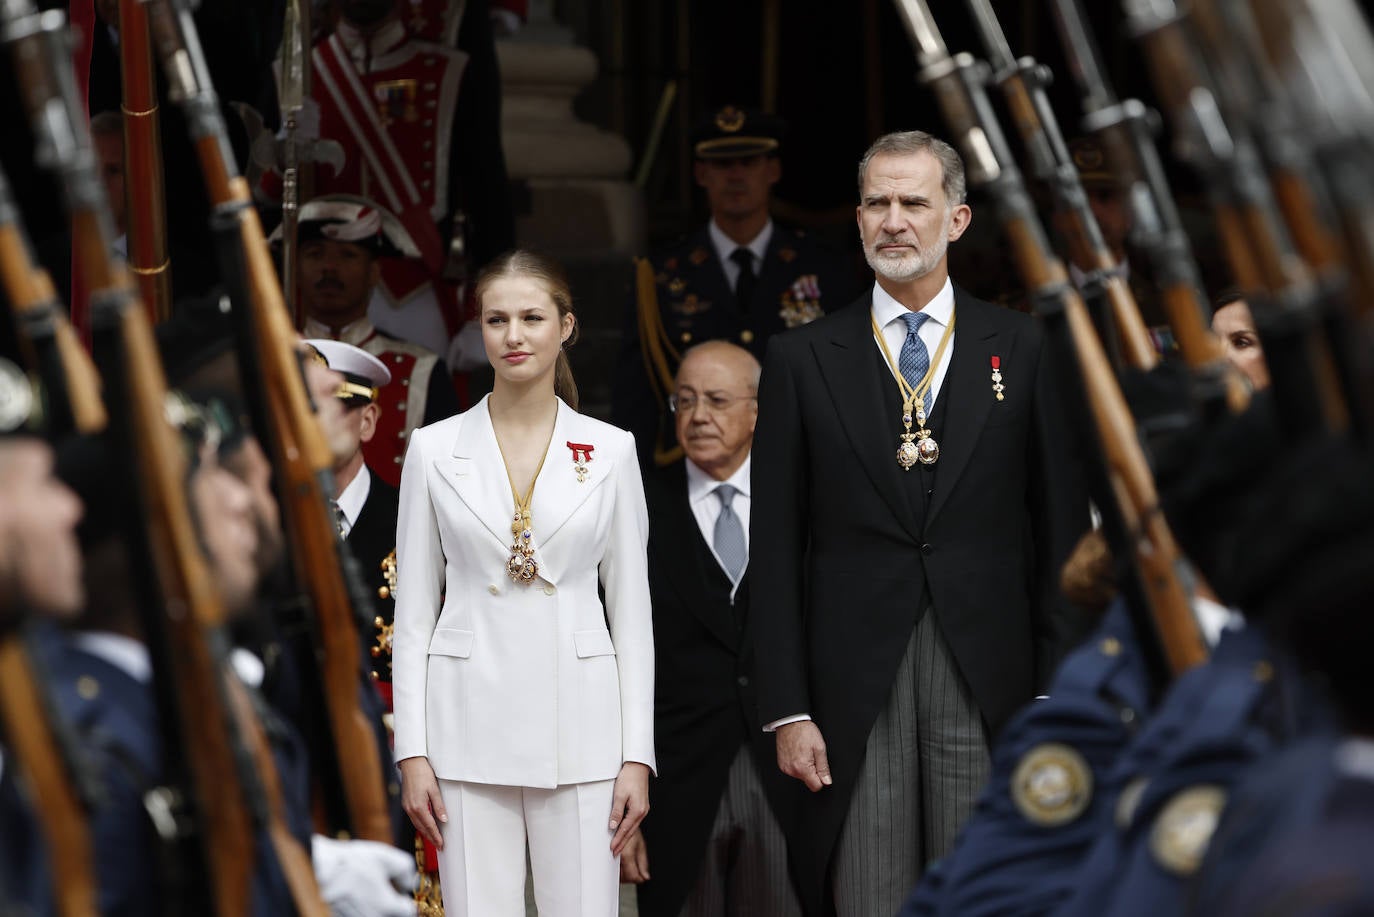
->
[[692, 105, 785, 160]]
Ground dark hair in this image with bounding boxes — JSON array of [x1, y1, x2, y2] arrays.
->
[[473, 250, 580, 411]]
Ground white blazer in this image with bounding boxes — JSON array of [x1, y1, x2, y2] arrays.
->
[[391, 395, 655, 788]]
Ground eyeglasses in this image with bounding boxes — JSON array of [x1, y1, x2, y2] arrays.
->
[[668, 391, 758, 414]]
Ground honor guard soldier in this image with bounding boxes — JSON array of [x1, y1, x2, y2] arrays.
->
[[899, 598, 1155, 917], [281, 195, 461, 487], [613, 105, 859, 467], [303, 338, 402, 683], [276, 0, 515, 366], [0, 362, 86, 917]]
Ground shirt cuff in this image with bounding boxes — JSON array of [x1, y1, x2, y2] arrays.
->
[[763, 713, 812, 733]]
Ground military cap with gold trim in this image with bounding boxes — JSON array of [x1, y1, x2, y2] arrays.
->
[[692, 105, 786, 160], [303, 339, 392, 408]]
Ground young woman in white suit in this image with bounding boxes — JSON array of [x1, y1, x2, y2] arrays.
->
[[392, 251, 655, 916]]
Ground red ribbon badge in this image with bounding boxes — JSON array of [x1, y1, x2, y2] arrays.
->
[[991, 356, 1005, 402], [567, 442, 594, 482]]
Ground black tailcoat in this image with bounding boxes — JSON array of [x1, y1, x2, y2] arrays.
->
[[749, 288, 1090, 912]]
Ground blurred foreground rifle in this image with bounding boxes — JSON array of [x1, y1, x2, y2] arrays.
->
[[0, 623, 99, 917], [1242, 0, 1374, 423], [142, 0, 393, 843], [1121, 0, 1350, 437], [3, 4, 326, 913], [0, 159, 106, 436], [963, 0, 1157, 373], [1047, 0, 1246, 414], [889, 0, 1208, 677], [0, 160, 107, 917], [117, 0, 172, 321]]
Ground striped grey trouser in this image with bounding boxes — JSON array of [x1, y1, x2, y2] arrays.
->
[[679, 745, 803, 917], [831, 609, 992, 917]]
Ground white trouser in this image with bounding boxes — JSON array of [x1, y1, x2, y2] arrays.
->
[[435, 778, 619, 917]]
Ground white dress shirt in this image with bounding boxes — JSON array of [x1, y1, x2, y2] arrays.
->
[[871, 276, 957, 412], [685, 454, 751, 600], [708, 219, 774, 291], [335, 464, 372, 539]]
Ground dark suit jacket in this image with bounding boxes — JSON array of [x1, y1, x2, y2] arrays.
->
[[749, 287, 1089, 912], [637, 462, 798, 917], [613, 224, 859, 467], [345, 472, 401, 676]]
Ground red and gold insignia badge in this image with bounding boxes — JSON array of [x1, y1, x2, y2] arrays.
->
[[715, 106, 746, 133], [689, 247, 710, 266], [567, 442, 595, 483]]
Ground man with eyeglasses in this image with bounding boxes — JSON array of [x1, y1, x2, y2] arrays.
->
[[620, 340, 803, 917]]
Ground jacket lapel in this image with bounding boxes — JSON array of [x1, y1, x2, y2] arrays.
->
[[655, 465, 739, 651], [812, 297, 923, 542], [925, 290, 1014, 525], [433, 397, 511, 551], [530, 402, 615, 584]]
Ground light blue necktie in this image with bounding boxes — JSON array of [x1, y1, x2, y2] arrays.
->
[[899, 311, 932, 414], [713, 484, 747, 582]]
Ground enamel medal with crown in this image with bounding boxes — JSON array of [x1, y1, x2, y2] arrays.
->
[[506, 511, 539, 583]]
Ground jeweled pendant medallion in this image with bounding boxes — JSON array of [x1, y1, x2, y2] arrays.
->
[[916, 431, 940, 465], [897, 435, 920, 470], [506, 548, 538, 583]]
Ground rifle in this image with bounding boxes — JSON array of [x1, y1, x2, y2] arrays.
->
[[0, 159, 106, 436], [1046, 0, 1246, 415], [1242, 0, 1374, 420], [142, 0, 393, 843], [1121, 0, 1350, 438], [962, 0, 1157, 373], [0, 618, 100, 917], [3, 4, 327, 913], [117, 0, 172, 322], [889, 0, 1209, 676]]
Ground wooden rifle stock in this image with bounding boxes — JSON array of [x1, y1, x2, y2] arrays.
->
[[0, 162, 105, 434], [890, 0, 1208, 675], [117, 0, 172, 322], [0, 631, 98, 917], [142, 0, 391, 842]]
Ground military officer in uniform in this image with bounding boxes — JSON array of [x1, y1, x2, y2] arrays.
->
[[613, 105, 859, 467], [285, 195, 461, 487], [304, 338, 402, 680]]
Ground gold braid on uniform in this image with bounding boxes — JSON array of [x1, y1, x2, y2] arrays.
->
[[634, 257, 686, 467]]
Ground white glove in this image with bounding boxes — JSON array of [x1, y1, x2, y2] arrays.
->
[[311, 834, 417, 917], [446, 320, 488, 373]]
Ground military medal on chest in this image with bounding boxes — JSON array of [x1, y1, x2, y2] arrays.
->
[[566, 441, 594, 483], [872, 311, 957, 470]]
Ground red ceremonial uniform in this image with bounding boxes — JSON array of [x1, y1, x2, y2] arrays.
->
[[309, 20, 467, 330]]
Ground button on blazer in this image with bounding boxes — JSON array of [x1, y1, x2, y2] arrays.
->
[[392, 395, 656, 788]]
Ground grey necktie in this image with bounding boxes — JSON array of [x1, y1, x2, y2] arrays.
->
[[331, 499, 349, 538], [713, 484, 747, 582]]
